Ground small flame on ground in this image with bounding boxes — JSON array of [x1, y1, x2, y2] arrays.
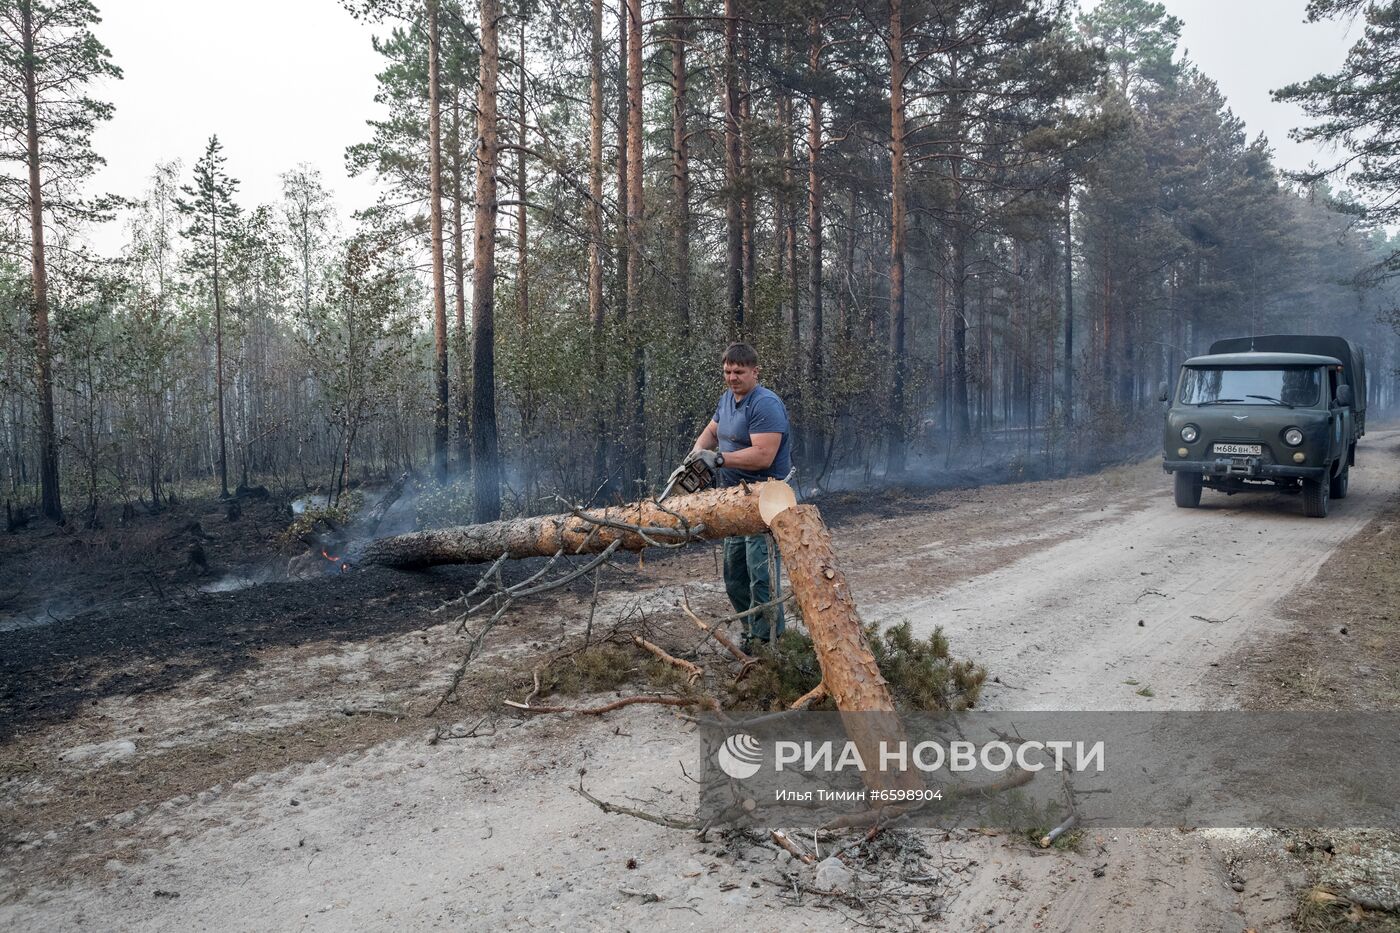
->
[[321, 549, 352, 574]]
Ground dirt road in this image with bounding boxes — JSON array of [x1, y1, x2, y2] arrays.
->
[[3, 433, 1397, 931], [888, 430, 1400, 712]]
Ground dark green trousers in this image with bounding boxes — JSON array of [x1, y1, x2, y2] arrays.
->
[[723, 533, 785, 643]]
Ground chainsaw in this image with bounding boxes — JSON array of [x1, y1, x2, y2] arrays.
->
[[658, 452, 721, 501]]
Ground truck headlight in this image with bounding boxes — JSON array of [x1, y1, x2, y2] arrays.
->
[[1181, 424, 1199, 443], [1283, 427, 1303, 447]]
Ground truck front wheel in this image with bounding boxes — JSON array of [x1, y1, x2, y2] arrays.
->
[[1330, 464, 1349, 500], [1303, 477, 1330, 518], [1174, 472, 1202, 508]]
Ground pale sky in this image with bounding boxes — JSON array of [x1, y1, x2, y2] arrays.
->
[[85, 0, 386, 254], [1142, 0, 1359, 168], [81, 0, 1360, 256]]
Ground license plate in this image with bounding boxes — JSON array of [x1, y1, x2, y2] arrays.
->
[[1214, 443, 1261, 456]]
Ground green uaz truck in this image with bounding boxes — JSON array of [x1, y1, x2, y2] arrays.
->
[[1161, 335, 1366, 518]]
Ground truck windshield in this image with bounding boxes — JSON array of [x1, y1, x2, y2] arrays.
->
[[1179, 367, 1320, 407]]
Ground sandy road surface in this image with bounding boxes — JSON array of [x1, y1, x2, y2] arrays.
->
[[3, 434, 1396, 932]]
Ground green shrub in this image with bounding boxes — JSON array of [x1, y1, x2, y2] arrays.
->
[[728, 620, 986, 712], [276, 492, 363, 550]]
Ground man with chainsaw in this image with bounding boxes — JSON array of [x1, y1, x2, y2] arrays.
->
[[673, 342, 792, 652]]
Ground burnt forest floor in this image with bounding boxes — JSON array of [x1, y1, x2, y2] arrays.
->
[[0, 452, 1097, 745], [0, 490, 602, 743]]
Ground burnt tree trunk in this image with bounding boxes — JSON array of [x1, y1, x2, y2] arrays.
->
[[471, 0, 502, 522], [615, 0, 629, 306], [516, 18, 535, 505], [451, 90, 471, 470], [738, 32, 755, 321], [588, 0, 607, 490], [210, 214, 230, 499], [587, 0, 605, 329], [807, 18, 826, 454], [20, 0, 61, 522], [886, 0, 908, 476], [1063, 184, 1074, 430], [427, 0, 451, 477], [625, 0, 646, 488], [722, 0, 743, 330], [670, 0, 690, 334]]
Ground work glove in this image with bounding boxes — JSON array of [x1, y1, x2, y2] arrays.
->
[[686, 449, 724, 470]]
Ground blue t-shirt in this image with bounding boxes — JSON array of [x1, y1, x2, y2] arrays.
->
[[713, 385, 792, 487]]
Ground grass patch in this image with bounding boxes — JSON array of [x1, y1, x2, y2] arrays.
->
[[1297, 890, 1400, 933], [534, 642, 699, 699]]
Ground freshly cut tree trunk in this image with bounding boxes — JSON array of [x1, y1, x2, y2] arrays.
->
[[767, 505, 891, 713], [360, 482, 773, 569], [766, 504, 923, 797]]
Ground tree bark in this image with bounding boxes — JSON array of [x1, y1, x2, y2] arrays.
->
[[838, 186, 856, 340], [608, 0, 629, 491], [949, 53, 971, 441], [625, 0, 643, 323], [806, 18, 825, 449], [767, 504, 893, 712], [516, 18, 535, 504], [886, 0, 908, 476], [766, 503, 921, 800], [20, 0, 62, 522], [767, 501, 918, 790], [723, 0, 743, 330], [587, 0, 605, 329], [471, 0, 502, 522], [427, 0, 451, 477], [589, 0, 608, 490], [670, 0, 690, 334], [615, 0, 629, 311], [625, 0, 646, 488], [781, 89, 798, 345], [361, 481, 775, 568], [451, 90, 471, 470], [738, 32, 755, 320], [210, 190, 229, 499], [953, 231, 970, 439]]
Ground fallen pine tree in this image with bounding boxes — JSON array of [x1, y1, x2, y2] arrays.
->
[[358, 481, 771, 569], [365, 481, 925, 801]]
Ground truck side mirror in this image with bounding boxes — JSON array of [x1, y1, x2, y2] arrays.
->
[[1158, 381, 1169, 403], [1336, 384, 1353, 407]]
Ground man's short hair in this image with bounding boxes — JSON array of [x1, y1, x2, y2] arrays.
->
[[722, 342, 760, 367]]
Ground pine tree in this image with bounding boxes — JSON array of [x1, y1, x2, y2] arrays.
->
[[175, 136, 241, 499], [0, 0, 122, 521], [1274, 0, 1400, 280]]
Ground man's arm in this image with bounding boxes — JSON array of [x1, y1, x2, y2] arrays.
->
[[691, 419, 719, 453], [715, 432, 781, 472]]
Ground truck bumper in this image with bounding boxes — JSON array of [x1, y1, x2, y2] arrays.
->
[[1162, 459, 1327, 481]]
